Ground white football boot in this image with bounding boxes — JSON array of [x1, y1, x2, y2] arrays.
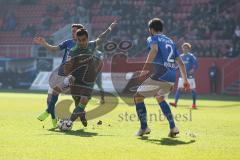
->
[[135, 127, 151, 136], [168, 127, 179, 138]]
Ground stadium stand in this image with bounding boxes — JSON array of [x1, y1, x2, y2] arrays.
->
[[0, 0, 239, 94], [0, 0, 239, 58]]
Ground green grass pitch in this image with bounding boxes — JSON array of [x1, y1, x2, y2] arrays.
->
[[0, 92, 240, 160]]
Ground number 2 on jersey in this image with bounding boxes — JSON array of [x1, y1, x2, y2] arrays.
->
[[166, 44, 174, 63]]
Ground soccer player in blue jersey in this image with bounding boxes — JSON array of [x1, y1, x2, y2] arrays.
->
[[33, 24, 83, 128], [134, 18, 189, 137], [170, 43, 199, 109]]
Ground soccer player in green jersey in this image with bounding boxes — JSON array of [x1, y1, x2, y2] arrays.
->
[[63, 20, 117, 127]]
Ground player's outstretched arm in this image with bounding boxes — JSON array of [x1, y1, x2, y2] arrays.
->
[[176, 57, 190, 91], [95, 20, 117, 46], [33, 37, 60, 53]]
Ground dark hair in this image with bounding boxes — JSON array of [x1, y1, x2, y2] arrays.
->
[[72, 24, 84, 29], [76, 28, 88, 38], [148, 18, 164, 32]]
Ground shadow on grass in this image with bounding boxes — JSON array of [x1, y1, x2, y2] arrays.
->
[[47, 128, 98, 137], [139, 136, 196, 146], [46, 128, 115, 137]]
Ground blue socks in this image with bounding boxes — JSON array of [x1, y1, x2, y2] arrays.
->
[[192, 90, 197, 105], [136, 100, 176, 130], [46, 95, 59, 119], [159, 100, 175, 129], [135, 102, 147, 129], [175, 89, 197, 105], [174, 89, 181, 104]]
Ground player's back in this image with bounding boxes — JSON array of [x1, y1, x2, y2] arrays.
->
[[147, 34, 179, 69], [147, 34, 179, 82]]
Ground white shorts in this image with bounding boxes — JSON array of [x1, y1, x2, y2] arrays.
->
[[137, 77, 174, 98], [177, 77, 196, 89], [48, 70, 70, 95], [47, 86, 70, 94]]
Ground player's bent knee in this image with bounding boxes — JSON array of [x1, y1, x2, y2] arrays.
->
[[47, 94, 52, 102], [156, 96, 165, 103], [52, 90, 59, 96], [73, 96, 80, 106], [134, 93, 145, 104], [80, 96, 89, 105]]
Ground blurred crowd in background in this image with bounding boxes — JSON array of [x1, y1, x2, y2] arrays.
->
[[0, 0, 239, 57], [0, 0, 239, 89]]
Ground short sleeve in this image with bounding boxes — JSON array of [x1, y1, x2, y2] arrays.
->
[[58, 40, 69, 50], [147, 36, 158, 49], [192, 54, 197, 61]]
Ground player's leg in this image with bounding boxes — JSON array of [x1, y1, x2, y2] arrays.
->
[[170, 78, 183, 107], [134, 93, 151, 136], [69, 57, 103, 127], [155, 82, 179, 137], [39, 71, 71, 128], [70, 95, 89, 127], [191, 89, 197, 109], [134, 77, 161, 136], [37, 94, 58, 128], [46, 92, 59, 119], [190, 78, 197, 109], [96, 73, 105, 104], [171, 88, 181, 107], [100, 90, 105, 104], [37, 96, 50, 122], [37, 87, 59, 128], [156, 96, 179, 137]]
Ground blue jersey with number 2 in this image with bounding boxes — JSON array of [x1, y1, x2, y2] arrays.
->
[[147, 34, 180, 83]]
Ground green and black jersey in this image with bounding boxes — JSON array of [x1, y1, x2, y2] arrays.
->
[[63, 41, 103, 97], [68, 41, 97, 58]]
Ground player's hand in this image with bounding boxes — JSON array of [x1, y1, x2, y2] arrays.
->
[[137, 70, 148, 83], [109, 20, 117, 30], [68, 75, 75, 85], [183, 80, 190, 92], [33, 37, 46, 45], [64, 75, 75, 86]]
